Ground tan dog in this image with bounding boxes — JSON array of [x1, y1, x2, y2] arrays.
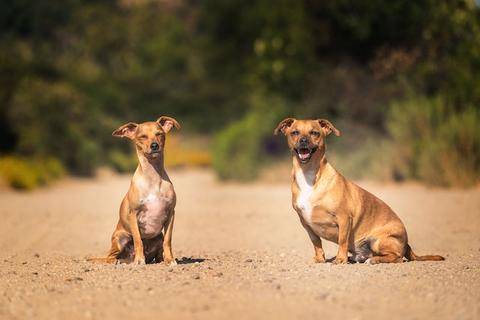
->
[[274, 118, 445, 264], [89, 116, 180, 265]]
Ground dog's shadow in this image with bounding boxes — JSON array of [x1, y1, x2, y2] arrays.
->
[[176, 257, 206, 265], [325, 256, 358, 264]]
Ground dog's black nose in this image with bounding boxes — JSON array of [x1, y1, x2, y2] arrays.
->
[[300, 137, 308, 144], [151, 142, 159, 151]]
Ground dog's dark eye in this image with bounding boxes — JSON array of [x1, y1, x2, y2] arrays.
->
[[139, 135, 148, 139], [155, 132, 162, 136], [310, 131, 320, 137], [291, 130, 300, 136]]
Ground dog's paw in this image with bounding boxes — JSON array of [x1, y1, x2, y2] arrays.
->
[[313, 256, 326, 263], [164, 258, 177, 267], [364, 258, 378, 265], [332, 256, 348, 264], [133, 257, 146, 265]]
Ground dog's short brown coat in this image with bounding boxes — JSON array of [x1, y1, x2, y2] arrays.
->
[[275, 118, 444, 264], [89, 116, 180, 265]]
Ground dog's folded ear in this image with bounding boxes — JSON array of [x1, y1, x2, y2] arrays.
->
[[157, 116, 181, 133], [274, 118, 296, 135], [318, 119, 340, 137], [112, 122, 138, 139]]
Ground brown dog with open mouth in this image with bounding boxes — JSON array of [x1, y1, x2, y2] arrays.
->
[[89, 116, 180, 265], [274, 118, 445, 264]]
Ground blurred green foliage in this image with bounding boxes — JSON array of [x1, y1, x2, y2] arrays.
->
[[387, 97, 480, 187], [0, 156, 65, 190], [331, 97, 480, 188], [1, 0, 479, 186], [213, 93, 288, 180]]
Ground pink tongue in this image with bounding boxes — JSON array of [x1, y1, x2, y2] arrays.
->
[[299, 150, 310, 159]]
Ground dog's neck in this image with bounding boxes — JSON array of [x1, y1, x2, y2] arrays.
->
[[136, 148, 169, 184], [292, 151, 335, 186]]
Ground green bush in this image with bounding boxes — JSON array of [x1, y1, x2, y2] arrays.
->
[[386, 96, 480, 187], [9, 78, 103, 176], [0, 156, 65, 190], [325, 120, 385, 180], [330, 138, 394, 181], [0, 157, 39, 190], [108, 150, 138, 173], [164, 135, 212, 168], [36, 157, 66, 184], [213, 94, 287, 181], [213, 114, 262, 181]]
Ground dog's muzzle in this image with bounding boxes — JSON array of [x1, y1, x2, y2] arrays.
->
[[148, 150, 161, 158], [294, 141, 317, 163]]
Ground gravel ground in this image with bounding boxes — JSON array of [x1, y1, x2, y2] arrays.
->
[[0, 169, 479, 320]]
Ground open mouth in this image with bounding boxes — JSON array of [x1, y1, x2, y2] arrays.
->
[[295, 147, 317, 163]]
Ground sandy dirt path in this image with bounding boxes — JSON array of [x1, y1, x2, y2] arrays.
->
[[0, 169, 479, 320]]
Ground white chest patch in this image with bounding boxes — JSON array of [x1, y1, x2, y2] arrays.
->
[[137, 193, 172, 239], [140, 193, 159, 204], [295, 169, 316, 223]]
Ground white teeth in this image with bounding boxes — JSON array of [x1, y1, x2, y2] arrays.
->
[[299, 153, 310, 160], [296, 148, 311, 161]]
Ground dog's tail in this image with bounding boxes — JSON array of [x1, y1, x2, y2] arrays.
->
[[85, 256, 117, 264], [404, 244, 445, 261]]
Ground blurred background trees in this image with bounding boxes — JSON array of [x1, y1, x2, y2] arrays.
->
[[1, 0, 479, 188]]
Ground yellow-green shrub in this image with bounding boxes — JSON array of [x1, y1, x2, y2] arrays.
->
[[107, 135, 212, 173], [0, 156, 65, 190], [386, 96, 480, 187], [108, 150, 138, 173], [165, 134, 212, 168], [212, 94, 287, 181]]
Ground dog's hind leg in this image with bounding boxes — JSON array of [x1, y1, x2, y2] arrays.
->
[[353, 238, 374, 263], [87, 229, 131, 264], [365, 235, 404, 264], [87, 256, 118, 264], [366, 253, 403, 264]]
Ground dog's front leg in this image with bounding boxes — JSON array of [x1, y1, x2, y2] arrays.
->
[[127, 209, 145, 265], [333, 213, 352, 264], [299, 218, 325, 263], [162, 210, 176, 266]]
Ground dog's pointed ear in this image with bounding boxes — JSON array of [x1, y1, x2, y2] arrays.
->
[[112, 122, 138, 139], [318, 119, 340, 137], [274, 118, 296, 135], [156, 116, 180, 133]]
